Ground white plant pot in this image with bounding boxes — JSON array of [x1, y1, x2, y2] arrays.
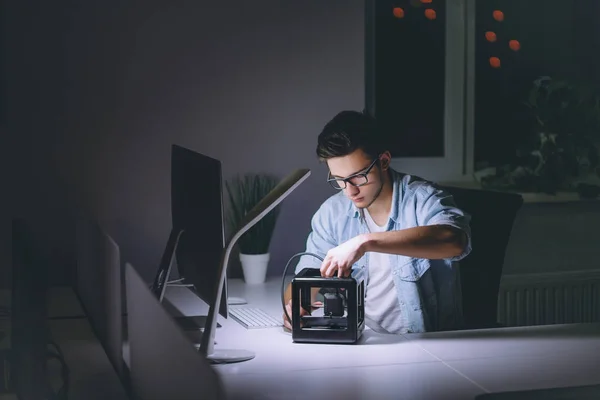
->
[[239, 253, 270, 284]]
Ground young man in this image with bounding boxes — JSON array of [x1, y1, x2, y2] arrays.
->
[[283, 110, 471, 334]]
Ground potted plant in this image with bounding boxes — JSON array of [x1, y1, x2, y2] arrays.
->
[[476, 76, 600, 195], [225, 173, 281, 284]]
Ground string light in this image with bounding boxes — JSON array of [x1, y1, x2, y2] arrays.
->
[[489, 57, 501, 68], [485, 31, 497, 42], [392, 3, 438, 21], [424, 9, 436, 20], [393, 7, 405, 18], [390, 4, 520, 68]]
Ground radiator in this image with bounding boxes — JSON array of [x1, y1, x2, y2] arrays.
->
[[497, 270, 600, 327]]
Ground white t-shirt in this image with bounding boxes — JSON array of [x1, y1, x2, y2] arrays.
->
[[363, 209, 403, 334]]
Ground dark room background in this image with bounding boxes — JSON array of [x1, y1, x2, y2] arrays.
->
[[2, 0, 365, 286], [3, 0, 600, 291]]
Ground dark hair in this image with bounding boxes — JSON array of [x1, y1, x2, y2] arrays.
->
[[316, 110, 386, 161]]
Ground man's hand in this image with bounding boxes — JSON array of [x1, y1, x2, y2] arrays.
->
[[282, 300, 323, 331], [320, 234, 368, 277]]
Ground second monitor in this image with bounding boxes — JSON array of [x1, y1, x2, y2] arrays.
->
[[151, 144, 228, 325]]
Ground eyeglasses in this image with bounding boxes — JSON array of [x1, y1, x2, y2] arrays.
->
[[327, 157, 380, 190]]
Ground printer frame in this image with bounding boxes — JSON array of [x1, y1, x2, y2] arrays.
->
[[291, 267, 366, 344]]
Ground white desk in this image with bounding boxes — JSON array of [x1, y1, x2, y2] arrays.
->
[[0, 287, 129, 400], [165, 278, 600, 400]]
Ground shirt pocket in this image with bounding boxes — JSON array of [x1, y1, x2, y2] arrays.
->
[[391, 256, 431, 282]]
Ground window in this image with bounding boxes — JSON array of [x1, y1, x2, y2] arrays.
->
[[473, 0, 600, 192], [367, 0, 446, 157], [367, 0, 600, 188], [366, 0, 471, 182]]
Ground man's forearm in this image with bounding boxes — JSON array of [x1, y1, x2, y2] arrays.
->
[[359, 224, 467, 260]]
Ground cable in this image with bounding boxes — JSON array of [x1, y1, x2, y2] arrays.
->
[[281, 252, 324, 328]]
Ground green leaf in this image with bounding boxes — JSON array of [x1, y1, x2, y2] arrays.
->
[[225, 173, 281, 255]]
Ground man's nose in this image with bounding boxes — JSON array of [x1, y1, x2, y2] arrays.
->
[[345, 184, 360, 197]]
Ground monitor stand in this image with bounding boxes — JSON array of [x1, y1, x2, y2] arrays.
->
[[174, 316, 220, 331], [151, 229, 227, 331], [227, 297, 247, 305], [206, 349, 255, 364]]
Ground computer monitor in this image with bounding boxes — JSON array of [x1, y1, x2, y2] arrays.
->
[[150, 144, 228, 320], [126, 263, 226, 400], [75, 217, 124, 379], [10, 219, 49, 400]]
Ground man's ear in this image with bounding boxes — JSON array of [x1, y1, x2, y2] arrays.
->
[[379, 151, 392, 170]]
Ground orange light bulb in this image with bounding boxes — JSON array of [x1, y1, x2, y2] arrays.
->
[[493, 10, 504, 22], [509, 40, 521, 51], [424, 9, 436, 20], [489, 57, 501, 68], [393, 7, 405, 18], [485, 31, 497, 42]]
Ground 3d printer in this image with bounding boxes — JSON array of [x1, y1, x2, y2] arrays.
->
[[281, 252, 366, 344]]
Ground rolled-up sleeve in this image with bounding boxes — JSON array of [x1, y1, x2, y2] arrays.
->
[[416, 186, 472, 262]]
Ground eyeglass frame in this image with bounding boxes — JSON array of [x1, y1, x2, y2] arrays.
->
[[326, 156, 381, 190]]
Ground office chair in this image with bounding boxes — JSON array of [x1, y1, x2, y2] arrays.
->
[[440, 186, 524, 330]]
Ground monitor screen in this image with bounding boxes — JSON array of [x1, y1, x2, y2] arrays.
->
[[170, 144, 228, 318]]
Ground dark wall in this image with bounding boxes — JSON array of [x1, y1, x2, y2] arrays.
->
[[2, 0, 365, 285], [3, 1, 79, 286]]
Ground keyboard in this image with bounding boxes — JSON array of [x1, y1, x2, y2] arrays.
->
[[229, 307, 282, 329]]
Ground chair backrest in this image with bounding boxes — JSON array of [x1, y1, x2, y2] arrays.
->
[[440, 186, 524, 329]]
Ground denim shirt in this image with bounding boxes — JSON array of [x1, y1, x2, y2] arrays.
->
[[296, 169, 472, 333]]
